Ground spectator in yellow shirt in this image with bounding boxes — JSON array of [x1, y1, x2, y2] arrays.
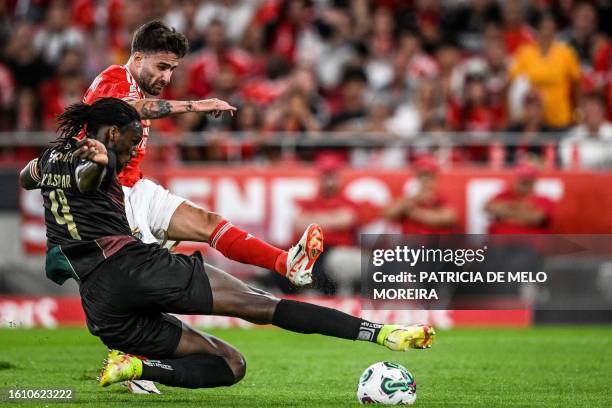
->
[[510, 13, 581, 129]]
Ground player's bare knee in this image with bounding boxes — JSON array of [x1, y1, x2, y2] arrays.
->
[[227, 352, 247, 383], [171, 203, 223, 242], [216, 343, 246, 383], [198, 210, 223, 242]]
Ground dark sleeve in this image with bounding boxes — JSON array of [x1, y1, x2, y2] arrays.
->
[[73, 148, 118, 176], [28, 158, 42, 185], [99, 149, 118, 190], [36, 148, 52, 176], [72, 148, 119, 192]]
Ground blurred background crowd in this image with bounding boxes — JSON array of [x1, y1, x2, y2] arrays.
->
[[0, 0, 611, 166]]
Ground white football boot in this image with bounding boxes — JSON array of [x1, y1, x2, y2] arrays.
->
[[286, 224, 324, 286], [123, 379, 162, 394]]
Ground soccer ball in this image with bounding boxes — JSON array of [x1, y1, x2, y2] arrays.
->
[[357, 362, 417, 405]]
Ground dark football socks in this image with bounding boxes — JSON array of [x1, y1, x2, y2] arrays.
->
[[271, 299, 383, 342], [140, 354, 236, 388]]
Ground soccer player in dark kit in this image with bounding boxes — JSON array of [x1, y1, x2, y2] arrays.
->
[[19, 98, 434, 390]]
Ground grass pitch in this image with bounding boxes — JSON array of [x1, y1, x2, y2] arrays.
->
[[0, 326, 611, 407]]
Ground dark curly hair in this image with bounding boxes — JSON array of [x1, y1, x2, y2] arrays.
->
[[131, 20, 189, 58], [55, 98, 141, 145]]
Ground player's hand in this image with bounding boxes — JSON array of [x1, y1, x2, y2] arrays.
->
[[75, 139, 108, 166], [195, 98, 237, 118]]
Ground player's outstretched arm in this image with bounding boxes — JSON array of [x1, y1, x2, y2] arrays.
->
[[130, 98, 236, 120], [74, 139, 109, 193], [19, 159, 41, 190]]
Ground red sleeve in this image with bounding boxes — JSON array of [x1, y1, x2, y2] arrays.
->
[[83, 73, 138, 104]]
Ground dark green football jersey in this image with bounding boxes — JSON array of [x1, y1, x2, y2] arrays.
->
[[34, 138, 138, 285], [36, 138, 132, 245]]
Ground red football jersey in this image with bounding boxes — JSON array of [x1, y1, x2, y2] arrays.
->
[[401, 193, 457, 235], [83, 65, 150, 187], [487, 189, 555, 234]]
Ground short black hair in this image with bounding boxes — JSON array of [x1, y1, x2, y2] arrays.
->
[[131, 20, 189, 58], [55, 98, 141, 145]]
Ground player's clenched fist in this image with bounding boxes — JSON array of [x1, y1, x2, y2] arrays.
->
[[75, 139, 108, 166]]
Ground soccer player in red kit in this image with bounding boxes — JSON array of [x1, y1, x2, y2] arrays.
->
[[81, 20, 436, 394], [83, 21, 319, 286]]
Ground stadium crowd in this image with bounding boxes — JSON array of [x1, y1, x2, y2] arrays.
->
[[0, 0, 611, 165]]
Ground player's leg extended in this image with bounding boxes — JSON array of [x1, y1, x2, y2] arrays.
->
[[167, 202, 289, 273], [166, 202, 321, 285], [131, 181, 321, 285], [119, 181, 169, 394], [100, 322, 246, 389], [205, 262, 435, 350]]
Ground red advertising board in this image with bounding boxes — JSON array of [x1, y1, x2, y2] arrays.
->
[[0, 296, 532, 329], [21, 166, 612, 254]]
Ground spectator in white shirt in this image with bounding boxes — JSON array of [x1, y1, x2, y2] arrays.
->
[[561, 93, 612, 169], [33, 2, 84, 66]]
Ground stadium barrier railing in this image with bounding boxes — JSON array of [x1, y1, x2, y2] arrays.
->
[[1, 131, 612, 169]]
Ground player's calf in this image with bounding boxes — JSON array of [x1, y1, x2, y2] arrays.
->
[[206, 267, 436, 350], [174, 324, 247, 382], [99, 349, 245, 389], [270, 299, 436, 350], [139, 353, 244, 388], [100, 325, 247, 390]]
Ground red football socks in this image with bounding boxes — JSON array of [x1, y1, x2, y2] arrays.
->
[[209, 220, 288, 275]]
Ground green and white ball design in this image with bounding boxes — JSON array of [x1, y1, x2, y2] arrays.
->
[[357, 362, 417, 405]]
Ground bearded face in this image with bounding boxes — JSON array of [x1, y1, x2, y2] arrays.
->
[[134, 51, 180, 96]]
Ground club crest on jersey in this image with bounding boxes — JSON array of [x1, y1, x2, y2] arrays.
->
[[128, 84, 139, 99]]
